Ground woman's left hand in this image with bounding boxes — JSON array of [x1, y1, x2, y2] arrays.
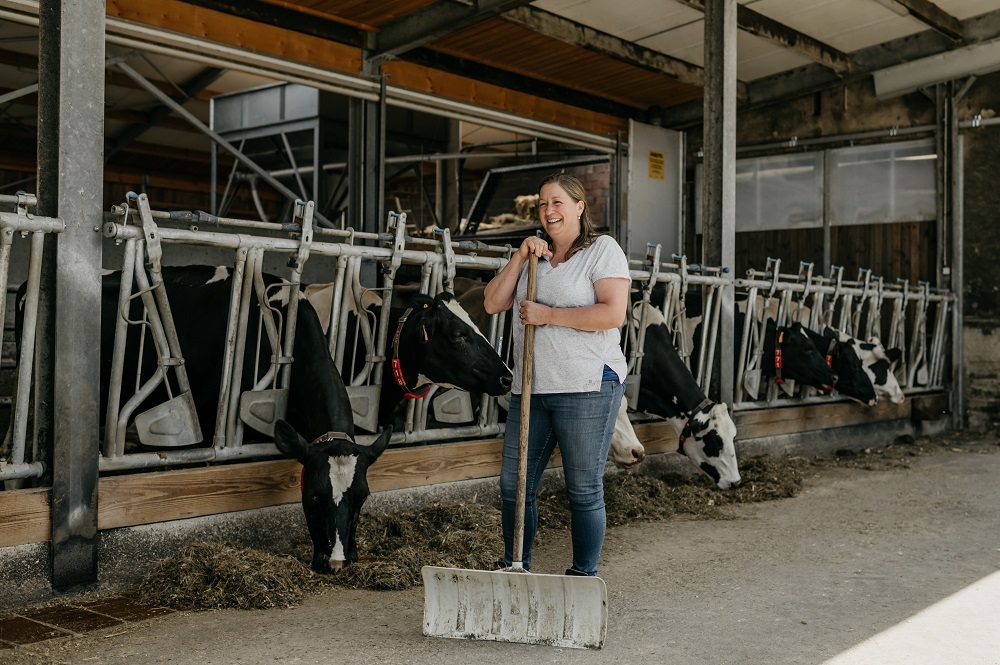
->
[[519, 300, 550, 326]]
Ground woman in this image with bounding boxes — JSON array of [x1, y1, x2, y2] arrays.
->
[[483, 173, 630, 576]]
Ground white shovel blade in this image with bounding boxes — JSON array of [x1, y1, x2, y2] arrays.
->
[[421, 566, 608, 649]]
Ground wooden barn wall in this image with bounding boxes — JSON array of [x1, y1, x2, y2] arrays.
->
[[723, 222, 936, 283]]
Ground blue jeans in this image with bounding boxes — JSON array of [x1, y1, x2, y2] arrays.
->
[[499, 379, 624, 576]]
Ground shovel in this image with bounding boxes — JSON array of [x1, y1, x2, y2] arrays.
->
[[422, 253, 609, 649]]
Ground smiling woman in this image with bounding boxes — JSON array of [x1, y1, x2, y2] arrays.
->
[[483, 173, 631, 577]]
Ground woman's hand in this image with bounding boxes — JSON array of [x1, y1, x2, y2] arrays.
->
[[518, 300, 551, 326], [518, 236, 552, 260]]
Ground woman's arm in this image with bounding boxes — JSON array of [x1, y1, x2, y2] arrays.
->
[[519, 277, 630, 331], [483, 236, 551, 314]]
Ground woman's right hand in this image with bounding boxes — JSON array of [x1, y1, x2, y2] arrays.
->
[[519, 235, 552, 261]]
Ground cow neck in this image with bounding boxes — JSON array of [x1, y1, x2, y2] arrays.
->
[[390, 307, 431, 399], [300, 431, 355, 491], [677, 397, 714, 455]]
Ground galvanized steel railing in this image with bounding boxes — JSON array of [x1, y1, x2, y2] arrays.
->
[[0, 192, 64, 483], [0, 189, 959, 478]]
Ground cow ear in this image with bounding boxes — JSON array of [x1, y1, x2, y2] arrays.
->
[[411, 293, 434, 310], [363, 425, 392, 462], [273, 419, 309, 462], [886, 347, 903, 366]]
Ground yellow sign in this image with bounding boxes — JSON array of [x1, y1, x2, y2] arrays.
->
[[648, 150, 665, 180]]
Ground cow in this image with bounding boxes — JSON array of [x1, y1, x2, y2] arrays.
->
[[273, 419, 391, 574], [735, 312, 836, 394], [827, 331, 905, 404], [802, 327, 879, 406], [624, 302, 740, 489]]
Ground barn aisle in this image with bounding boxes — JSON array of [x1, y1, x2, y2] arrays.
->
[[4, 434, 999, 665]]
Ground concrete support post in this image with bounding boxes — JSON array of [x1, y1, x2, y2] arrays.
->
[[701, 0, 737, 406], [36, 0, 104, 591]]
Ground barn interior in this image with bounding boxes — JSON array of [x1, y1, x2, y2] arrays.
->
[[1, 0, 1000, 604]]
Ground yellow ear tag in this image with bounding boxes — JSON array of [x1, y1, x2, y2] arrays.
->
[[778, 331, 784, 343], [421, 324, 428, 342]]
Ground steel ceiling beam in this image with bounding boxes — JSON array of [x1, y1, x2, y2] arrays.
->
[[371, 0, 535, 64], [500, 6, 748, 96], [889, 0, 964, 41], [676, 0, 852, 75], [106, 66, 226, 163]]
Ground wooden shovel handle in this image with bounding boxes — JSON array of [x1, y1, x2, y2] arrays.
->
[[512, 253, 537, 566]]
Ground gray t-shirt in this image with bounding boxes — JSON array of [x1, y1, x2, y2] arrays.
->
[[511, 234, 631, 395]]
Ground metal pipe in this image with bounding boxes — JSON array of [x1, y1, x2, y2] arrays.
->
[[115, 61, 336, 228], [104, 240, 138, 458], [9, 230, 45, 467], [214, 247, 250, 448]]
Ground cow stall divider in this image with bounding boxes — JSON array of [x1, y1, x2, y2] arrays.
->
[[91, 195, 515, 473], [0, 192, 64, 484], [613, 247, 955, 418], [732, 257, 956, 410], [623, 244, 731, 408]]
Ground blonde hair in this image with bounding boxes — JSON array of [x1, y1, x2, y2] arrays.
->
[[537, 173, 604, 260]]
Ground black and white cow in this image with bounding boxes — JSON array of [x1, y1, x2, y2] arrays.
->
[[802, 327, 879, 406], [826, 331, 905, 405], [624, 302, 740, 489], [376, 291, 513, 426], [735, 312, 836, 394], [273, 419, 391, 573]]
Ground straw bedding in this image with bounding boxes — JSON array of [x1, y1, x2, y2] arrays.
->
[[133, 433, 993, 610]]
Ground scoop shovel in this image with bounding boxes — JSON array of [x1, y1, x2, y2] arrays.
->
[[422, 253, 608, 649]]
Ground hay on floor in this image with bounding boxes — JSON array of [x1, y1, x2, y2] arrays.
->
[[134, 541, 319, 610], [132, 432, 994, 606]]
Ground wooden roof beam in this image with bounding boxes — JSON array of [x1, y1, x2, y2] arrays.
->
[[676, 0, 852, 75], [883, 0, 964, 41], [500, 7, 749, 97], [172, 0, 364, 46], [371, 0, 535, 64]]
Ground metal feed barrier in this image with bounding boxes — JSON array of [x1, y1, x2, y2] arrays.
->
[[1, 189, 958, 479], [731, 257, 955, 410], [0, 192, 64, 483], [94, 194, 514, 472]]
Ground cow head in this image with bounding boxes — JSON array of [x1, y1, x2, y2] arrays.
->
[[680, 401, 741, 490], [274, 419, 392, 574], [773, 322, 835, 393], [609, 398, 645, 469], [804, 327, 878, 406], [400, 292, 513, 396], [852, 335, 905, 404]]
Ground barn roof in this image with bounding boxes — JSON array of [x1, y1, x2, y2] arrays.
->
[[1, 0, 999, 173]]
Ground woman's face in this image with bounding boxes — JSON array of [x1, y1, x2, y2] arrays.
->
[[538, 182, 584, 246]]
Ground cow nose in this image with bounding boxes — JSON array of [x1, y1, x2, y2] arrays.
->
[[500, 375, 512, 390], [330, 559, 345, 573]]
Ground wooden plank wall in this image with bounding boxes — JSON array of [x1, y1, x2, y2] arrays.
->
[[722, 222, 936, 283], [688, 221, 940, 349], [0, 394, 945, 549]]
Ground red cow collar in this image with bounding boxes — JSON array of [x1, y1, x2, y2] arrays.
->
[[390, 307, 431, 399], [677, 397, 714, 455], [774, 330, 785, 384]]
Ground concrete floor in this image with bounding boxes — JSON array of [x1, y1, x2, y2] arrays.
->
[[3, 433, 999, 665]]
